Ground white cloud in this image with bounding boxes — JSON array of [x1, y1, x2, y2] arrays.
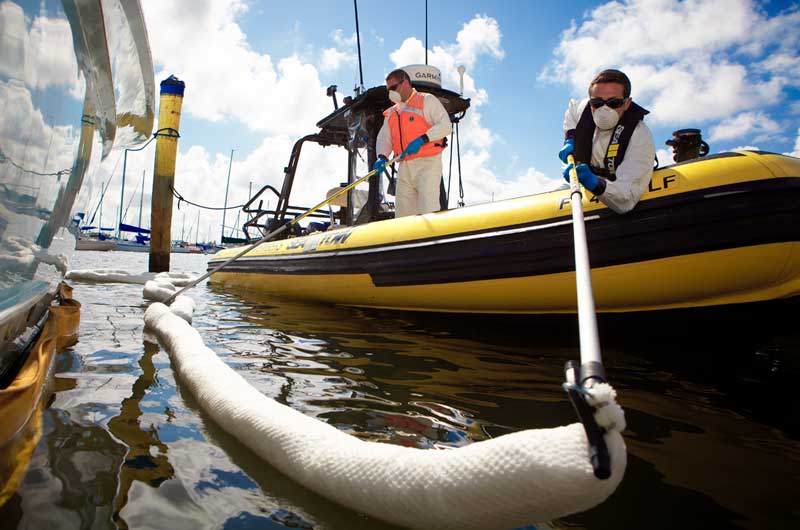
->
[[319, 30, 357, 73], [656, 147, 675, 167], [493, 167, 560, 200], [141, 0, 330, 137], [709, 111, 781, 142], [755, 53, 800, 88], [454, 15, 505, 69], [320, 47, 355, 73], [331, 29, 357, 48], [634, 62, 783, 125], [540, 0, 800, 126], [730, 145, 759, 151], [787, 129, 800, 158]]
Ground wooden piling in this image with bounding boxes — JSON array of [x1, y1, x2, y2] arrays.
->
[[149, 75, 185, 272]]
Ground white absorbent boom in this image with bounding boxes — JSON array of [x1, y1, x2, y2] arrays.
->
[[144, 299, 626, 530], [133, 149, 627, 529]]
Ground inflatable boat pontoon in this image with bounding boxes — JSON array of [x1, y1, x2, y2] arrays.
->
[[209, 148, 800, 313]]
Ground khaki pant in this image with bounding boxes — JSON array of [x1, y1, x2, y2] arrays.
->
[[395, 154, 442, 217]]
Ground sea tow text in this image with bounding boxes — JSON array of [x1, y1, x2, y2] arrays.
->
[[244, 228, 355, 255], [285, 229, 354, 251]]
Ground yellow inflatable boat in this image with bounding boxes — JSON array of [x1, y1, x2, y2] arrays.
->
[[209, 149, 800, 314]]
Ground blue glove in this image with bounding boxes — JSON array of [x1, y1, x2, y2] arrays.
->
[[401, 136, 427, 159], [558, 138, 574, 164], [373, 157, 387, 174], [563, 163, 599, 191]]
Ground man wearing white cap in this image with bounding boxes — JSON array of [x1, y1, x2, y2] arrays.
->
[[374, 68, 452, 217]]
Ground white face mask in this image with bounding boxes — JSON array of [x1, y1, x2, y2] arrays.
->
[[592, 105, 620, 130], [388, 90, 402, 104]]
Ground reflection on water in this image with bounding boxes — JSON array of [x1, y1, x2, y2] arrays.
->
[[107, 340, 174, 527], [1, 252, 799, 529]]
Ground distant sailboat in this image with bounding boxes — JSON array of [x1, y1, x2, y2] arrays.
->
[[76, 175, 116, 250], [116, 169, 150, 252]]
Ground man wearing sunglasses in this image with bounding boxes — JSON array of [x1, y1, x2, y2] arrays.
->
[[374, 68, 452, 217], [559, 69, 655, 213]]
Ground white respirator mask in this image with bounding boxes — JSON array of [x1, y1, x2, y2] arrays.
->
[[388, 90, 402, 104], [592, 105, 620, 130]]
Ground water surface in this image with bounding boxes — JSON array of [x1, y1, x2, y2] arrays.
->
[[1, 251, 798, 529]]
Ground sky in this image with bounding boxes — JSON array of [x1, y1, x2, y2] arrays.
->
[[75, 0, 800, 242]]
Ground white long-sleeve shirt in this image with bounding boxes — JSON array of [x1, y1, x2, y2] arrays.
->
[[563, 98, 655, 213], [377, 90, 452, 159]]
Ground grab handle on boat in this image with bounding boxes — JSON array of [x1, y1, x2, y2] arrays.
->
[[163, 154, 404, 305], [565, 154, 611, 479]]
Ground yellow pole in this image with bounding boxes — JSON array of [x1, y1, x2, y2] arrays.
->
[[149, 75, 185, 272]]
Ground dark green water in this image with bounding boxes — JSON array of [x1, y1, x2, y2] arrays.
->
[[1, 251, 798, 529]]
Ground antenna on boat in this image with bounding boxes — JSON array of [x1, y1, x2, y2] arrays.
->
[[353, 0, 365, 94], [425, 0, 428, 65]]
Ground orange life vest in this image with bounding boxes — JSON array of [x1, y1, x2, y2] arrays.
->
[[383, 91, 445, 161]]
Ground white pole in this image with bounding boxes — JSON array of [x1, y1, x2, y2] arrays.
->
[[567, 155, 602, 371], [221, 149, 234, 243]]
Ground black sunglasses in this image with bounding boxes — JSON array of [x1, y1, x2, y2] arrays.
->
[[387, 81, 403, 92], [589, 96, 627, 109]]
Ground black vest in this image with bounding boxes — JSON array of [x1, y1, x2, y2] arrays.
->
[[569, 101, 649, 180]]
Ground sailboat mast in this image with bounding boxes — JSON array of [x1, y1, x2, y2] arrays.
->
[[196, 210, 200, 244], [221, 149, 234, 244], [231, 209, 240, 239], [138, 170, 145, 228], [118, 149, 128, 238]]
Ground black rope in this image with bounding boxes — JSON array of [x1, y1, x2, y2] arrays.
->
[[446, 128, 454, 208], [153, 127, 180, 139], [170, 185, 246, 211], [122, 127, 176, 156], [456, 121, 464, 207]]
